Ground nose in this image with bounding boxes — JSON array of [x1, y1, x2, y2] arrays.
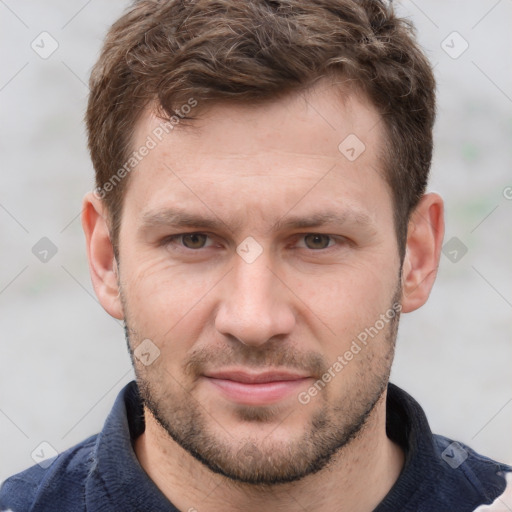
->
[[214, 253, 296, 347]]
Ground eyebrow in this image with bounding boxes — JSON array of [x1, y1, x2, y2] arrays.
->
[[272, 210, 375, 231], [140, 209, 240, 233], [139, 207, 375, 234]]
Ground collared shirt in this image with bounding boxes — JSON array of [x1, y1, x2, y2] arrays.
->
[[1, 381, 510, 511]]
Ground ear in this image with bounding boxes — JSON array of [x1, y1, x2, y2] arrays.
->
[[81, 192, 124, 320], [401, 192, 444, 313]]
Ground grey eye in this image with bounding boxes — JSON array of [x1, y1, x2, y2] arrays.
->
[[303, 234, 332, 250], [181, 233, 208, 249]]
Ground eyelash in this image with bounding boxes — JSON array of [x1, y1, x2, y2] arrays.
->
[[162, 232, 347, 252]]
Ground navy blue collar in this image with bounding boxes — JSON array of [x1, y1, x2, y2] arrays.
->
[[85, 381, 174, 511]]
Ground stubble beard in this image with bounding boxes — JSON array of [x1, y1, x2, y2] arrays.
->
[[123, 287, 401, 486]]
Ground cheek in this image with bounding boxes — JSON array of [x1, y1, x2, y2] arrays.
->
[[291, 259, 398, 347], [298, 258, 394, 310], [121, 255, 220, 345]]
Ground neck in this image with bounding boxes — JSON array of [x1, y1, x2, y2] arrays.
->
[[134, 389, 404, 512]]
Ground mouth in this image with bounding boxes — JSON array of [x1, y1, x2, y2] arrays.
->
[[202, 369, 312, 406]]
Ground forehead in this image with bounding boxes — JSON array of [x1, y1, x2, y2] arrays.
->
[[139, 81, 382, 161], [122, 81, 391, 229]]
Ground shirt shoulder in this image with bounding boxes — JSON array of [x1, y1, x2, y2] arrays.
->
[[434, 434, 511, 486], [0, 434, 98, 512], [379, 384, 512, 512], [428, 434, 512, 511]]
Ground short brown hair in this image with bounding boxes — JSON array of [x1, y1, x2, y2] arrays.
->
[[86, 0, 436, 257]]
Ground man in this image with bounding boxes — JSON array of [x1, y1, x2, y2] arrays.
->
[[1, 0, 510, 510]]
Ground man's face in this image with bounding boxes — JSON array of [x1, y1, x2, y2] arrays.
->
[[117, 82, 402, 484]]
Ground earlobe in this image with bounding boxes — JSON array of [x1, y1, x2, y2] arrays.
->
[[81, 192, 124, 320], [401, 193, 444, 313]]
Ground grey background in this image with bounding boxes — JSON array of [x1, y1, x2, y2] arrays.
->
[[0, 0, 511, 481]]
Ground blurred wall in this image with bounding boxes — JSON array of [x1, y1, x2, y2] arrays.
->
[[0, 0, 511, 480]]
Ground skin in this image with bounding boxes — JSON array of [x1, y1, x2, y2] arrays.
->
[[82, 80, 444, 512]]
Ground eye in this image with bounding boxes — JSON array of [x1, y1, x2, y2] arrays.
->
[[181, 233, 209, 249], [301, 234, 335, 250], [166, 232, 212, 249]]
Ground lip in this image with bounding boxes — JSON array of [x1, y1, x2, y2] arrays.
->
[[203, 369, 311, 406], [205, 369, 309, 383]]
